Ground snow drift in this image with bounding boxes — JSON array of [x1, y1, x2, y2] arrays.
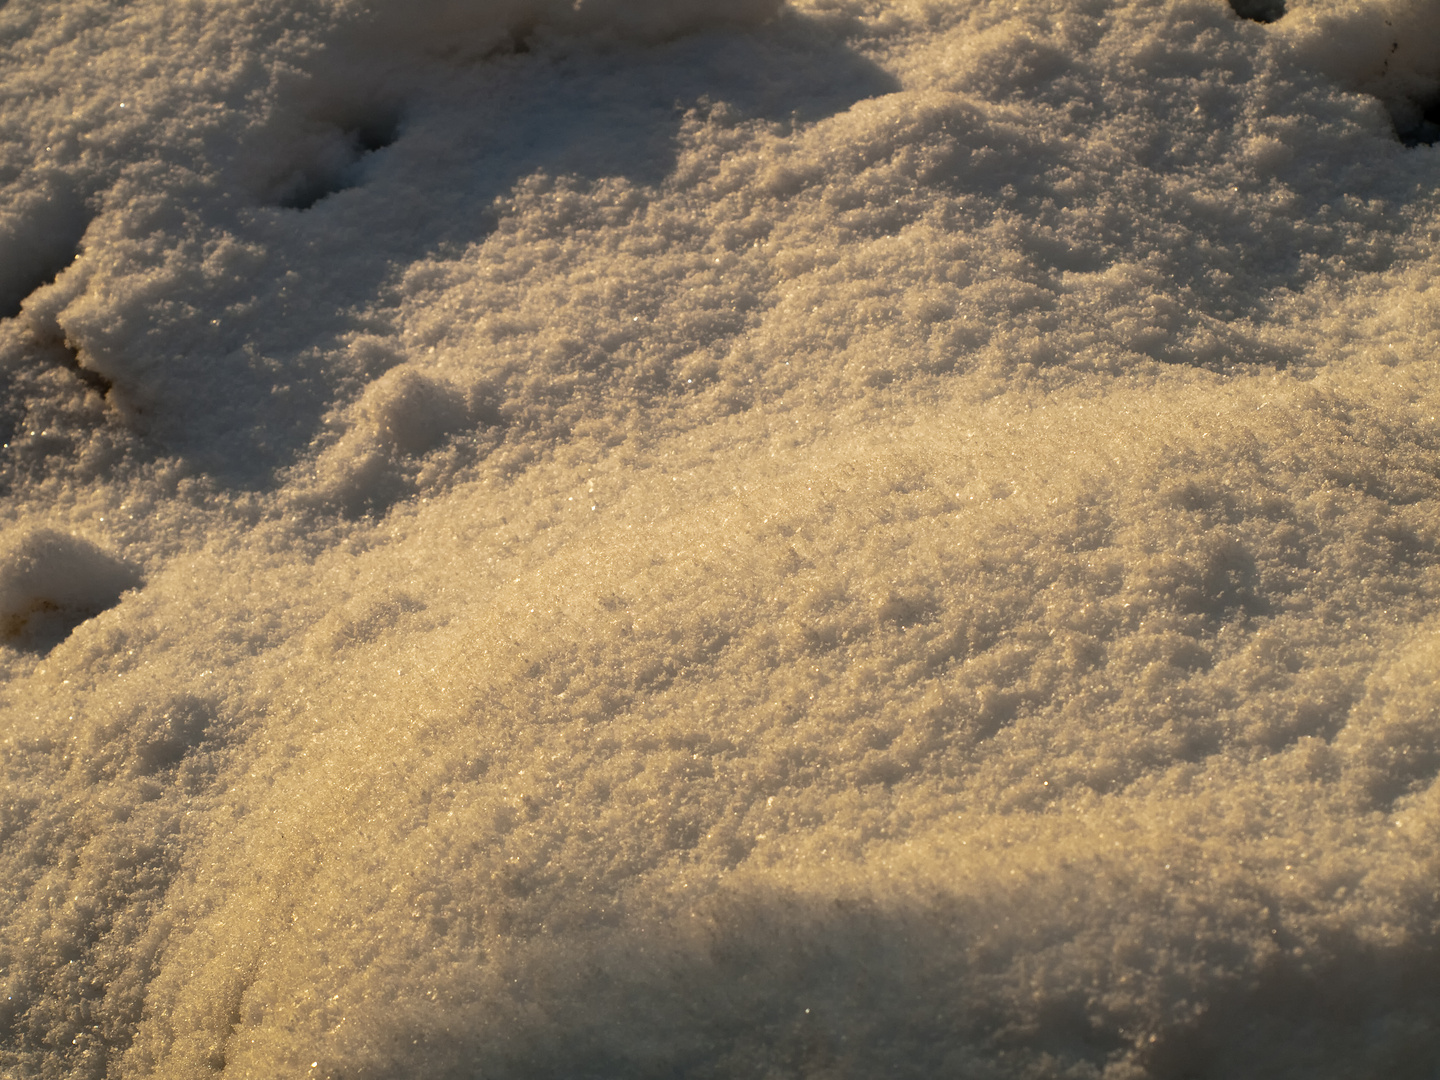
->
[[4, 0, 1440, 1077]]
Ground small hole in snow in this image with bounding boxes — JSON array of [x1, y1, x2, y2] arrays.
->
[[352, 117, 400, 155], [275, 114, 402, 211], [1393, 93, 1440, 147], [1229, 0, 1285, 22]]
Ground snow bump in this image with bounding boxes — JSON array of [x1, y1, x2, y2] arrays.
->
[[0, 529, 140, 652]]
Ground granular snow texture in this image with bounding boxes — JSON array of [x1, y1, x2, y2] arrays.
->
[[4, 0, 1440, 1077]]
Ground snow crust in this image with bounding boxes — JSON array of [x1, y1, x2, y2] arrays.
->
[[5, 0, 1440, 1076]]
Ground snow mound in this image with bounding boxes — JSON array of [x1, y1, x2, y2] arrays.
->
[[294, 366, 502, 516], [0, 529, 140, 651], [1281, 0, 1440, 143], [9, 0, 1440, 1076]]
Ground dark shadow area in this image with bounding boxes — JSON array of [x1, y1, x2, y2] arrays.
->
[[0, 191, 88, 320], [1392, 93, 1440, 147], [317, 891, 1440, 1080], [1228, 0, 1286, 23], [274, 114, 403, 210], [325, 894, 1043, 1080], [1141, 930, 1440, 1080]]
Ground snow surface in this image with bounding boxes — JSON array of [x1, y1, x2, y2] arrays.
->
[[4, 0, 1440, 1076]]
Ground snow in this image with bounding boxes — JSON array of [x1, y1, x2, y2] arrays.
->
[[0, 528, 140, 651], [4, 0, 1440, 1076]]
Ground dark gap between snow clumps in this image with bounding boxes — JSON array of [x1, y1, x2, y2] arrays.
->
[[0, 197, 89, 319], [1394, 93, 1440, 147], [1228, 0, 1285, 23], [55, 340, 113, 397]]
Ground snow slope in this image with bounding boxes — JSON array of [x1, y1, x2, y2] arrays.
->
[[4, 0, 1440, 1076]]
